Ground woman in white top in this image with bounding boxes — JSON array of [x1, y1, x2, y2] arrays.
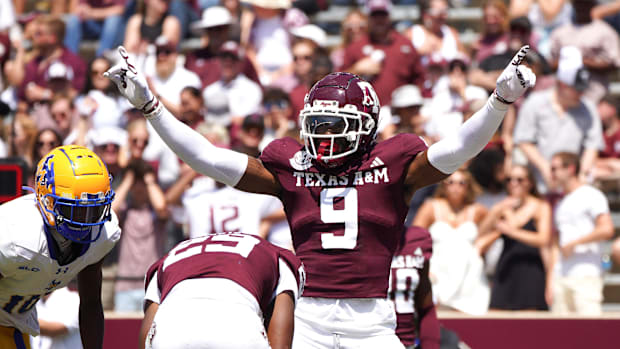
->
[[405, 0, 464, 68], [414, 169, 490, 314]]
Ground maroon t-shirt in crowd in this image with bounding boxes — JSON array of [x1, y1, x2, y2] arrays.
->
[[184, 47, 260, 88], [342, 31, 424, 106], [388, 226, 433, 347], [145, 233, 303, 315], [601, 128, 620, 158], [259, 134, 427, 298], [19, 47, 87, 101]]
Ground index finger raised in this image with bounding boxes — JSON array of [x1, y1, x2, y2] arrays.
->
[[117, 46, 137, 74], [510, 45, 530, 67]]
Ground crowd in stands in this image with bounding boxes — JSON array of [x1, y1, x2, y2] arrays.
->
[[1, 0, 620, 324]]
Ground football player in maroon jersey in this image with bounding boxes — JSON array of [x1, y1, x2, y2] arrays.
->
[[107, 45, 534, 348], [139, 233, 304, 349], [388, 226, 437, 349]]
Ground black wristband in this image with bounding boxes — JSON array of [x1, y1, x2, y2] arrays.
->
[[493, 90, 514, 105]]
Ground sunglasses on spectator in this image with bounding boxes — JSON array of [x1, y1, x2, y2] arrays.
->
[[506, 176, 527, 184], [445, 179, 467, 186], [131, 138, 149, 147], [95, 143, 120, 151], [52, 111, 69, 119], [37, 140, 60, 148], [91, 69, 107, 76], [294, 55, 313, 62], [264, 100, 289, 111], [157, 47, 175, 56]]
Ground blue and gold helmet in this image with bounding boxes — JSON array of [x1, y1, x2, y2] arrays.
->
[[35, 145, 114, 243]]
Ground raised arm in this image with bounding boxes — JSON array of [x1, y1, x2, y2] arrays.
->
[[105, 47, 281, 196], [405, 46, 536, 191]]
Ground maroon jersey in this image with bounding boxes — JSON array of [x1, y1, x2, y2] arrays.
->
[[259, 134, 427, 298], [145, 233, 304, 315], [601, 128, 620, 158], [388, 226, 433, 347]]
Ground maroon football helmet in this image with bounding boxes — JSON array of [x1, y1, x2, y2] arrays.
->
[[300, 72, 380, 166]]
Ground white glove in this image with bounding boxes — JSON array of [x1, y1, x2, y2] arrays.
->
[[494, 45, 536, 104], [103, 46, 160, 115]]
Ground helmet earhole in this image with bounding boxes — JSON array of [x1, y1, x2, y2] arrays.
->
[[365, 118, 375, 131]]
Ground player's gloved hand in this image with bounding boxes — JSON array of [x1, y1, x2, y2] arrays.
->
[[494, 45, 536, 104], [104, 46, 160, 115]]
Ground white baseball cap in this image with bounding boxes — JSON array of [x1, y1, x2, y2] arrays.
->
[[290, 24, 327, 47], [391, 85, 424, 108], [191, 6, 233, 33]]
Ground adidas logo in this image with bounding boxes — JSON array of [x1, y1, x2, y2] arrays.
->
[[370, 157, 384, 168]]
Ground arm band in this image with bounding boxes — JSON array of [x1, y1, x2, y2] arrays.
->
[[418, 303, 440, 349], [427, 95, 508, 174], [145, 103, 248, 187]]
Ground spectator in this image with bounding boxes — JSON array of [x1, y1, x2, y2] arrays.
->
[[548, 152, 614, 315], [3, 15, 38, 99], [88, 126, 126, 311], [509, 0, 573, 59], [343, 0, 424, 105], [286, 38, 316, 109], [236, 113, 265, 157], [289, 23, 327, 49], [380, 84, 426, 141], [112, 158, 168, 312], [30, 127, 61, 178], [244, 0, 294, 87], [7, 113, 37, 172], [479, 165, 551, 310], [592, 95, 620, 180], [470, 16, 550, 95], [261, 88, 294, 150], [123, 0, 181, 56], [513, 46, 604, 194], [289, 49, 332, 121], [88, 126, 127, 188], [405, 0, 465, 68], [64, 0, 126, 57], [30, 287, 82, 349], [274, 38, 317, 93], [12, 0, 68, 16], [413, 169, 490, 315], [550, 0, 620, 102], [424, 57, 488, 143], [178, 86, 206, 129], [330, 9, 367, 71], [592, 0, 620, 36], [78, 57, 128, 129], [471, 150, 507, 209], [49, 95, 89, 146], [203, 40, 262, 129], [472, 0, 510, 63], [186, 6, 259, 88], [146, 36, 201, 117], [19, 15, 87, 105]]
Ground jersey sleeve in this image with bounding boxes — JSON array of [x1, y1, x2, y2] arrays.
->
[[393, 133, 428, 170], [144, 270, 161, 304], [0, 218, 18, 277], [274, 249, 305, 302], [259, 137, 301, 175]]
